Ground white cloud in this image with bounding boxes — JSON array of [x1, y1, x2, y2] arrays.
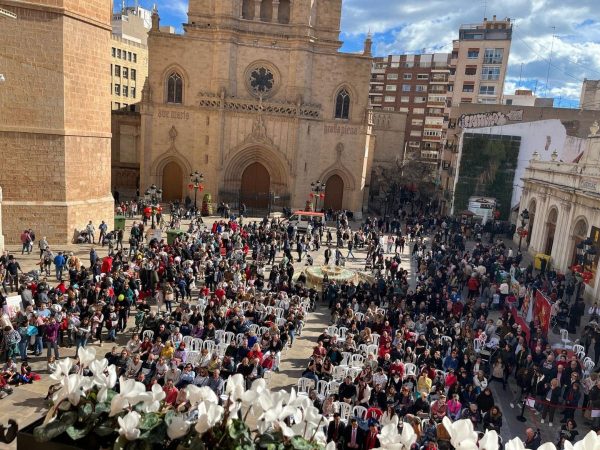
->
[[340, 0, 600, 103]]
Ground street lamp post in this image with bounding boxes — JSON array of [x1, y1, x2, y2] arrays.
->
[[310, 180, 326, 212], [189, 171, 204, 214], [517, 208, 530, 252], [144, 184, 163, 229]]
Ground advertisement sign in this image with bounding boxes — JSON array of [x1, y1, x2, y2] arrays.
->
[[533, 290, 552, 335], [468, 196, 496, 224]]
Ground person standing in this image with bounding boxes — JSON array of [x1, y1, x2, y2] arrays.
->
[[20, 230, 31, 255], [44, 317, 60, 359], [343, 418, 364, 450], [5, 256, 23, 292], [53, 251, 66, 281], [38, 236, 49, 258], [86, 221, 96, 244], [98, 221, 108, 245]]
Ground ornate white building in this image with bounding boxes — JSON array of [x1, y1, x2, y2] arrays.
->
[[518, 122, 600, 298]]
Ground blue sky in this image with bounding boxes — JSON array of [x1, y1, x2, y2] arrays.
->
[[123, 0, 600, 107]]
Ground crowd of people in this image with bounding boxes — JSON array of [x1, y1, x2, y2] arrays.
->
[[297, 206, 598, 450], [0, 199, 598, 449]]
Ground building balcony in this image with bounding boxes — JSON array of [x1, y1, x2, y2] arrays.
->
[[427, 101, 446, 107], [423, 136, 443, 143], [369, 80, 384, 85]]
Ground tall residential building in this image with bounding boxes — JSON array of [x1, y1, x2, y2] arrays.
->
[[369, 53, 450, 164], [448, 16, 512, 106], [110, 5, 151, 111], [580, 79, 600, 111]]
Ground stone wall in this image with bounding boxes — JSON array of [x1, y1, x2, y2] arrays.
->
[[0, 1, 114, 244]]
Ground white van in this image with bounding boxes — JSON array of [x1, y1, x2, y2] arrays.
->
[[286, 211, 325, 232]]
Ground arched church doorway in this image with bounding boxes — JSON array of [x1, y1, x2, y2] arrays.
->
[[527, 199, 536, 246], [162, 161, 183, 202], [240, 162, 270, 209], [544, 207, 558, 255], [324, 175, 344, 211], [571, 219, 588, 266]]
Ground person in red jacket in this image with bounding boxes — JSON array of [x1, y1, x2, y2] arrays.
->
[[101, 255, 113, 274], [467, 275, 480, 300]]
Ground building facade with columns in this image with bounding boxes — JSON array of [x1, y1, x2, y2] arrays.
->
[[518, 122, 600, 299], [139, 0, 405, 214]]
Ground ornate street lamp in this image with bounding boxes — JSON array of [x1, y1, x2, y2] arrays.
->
[[517, 208, 529, 252], [310, 180, 326, 212], [188, 171, 204, 214], [144, 184, 163, 229]]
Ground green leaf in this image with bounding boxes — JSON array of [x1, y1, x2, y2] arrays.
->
[[139, 412, 162, 430], [79, 402, 94, 419], [33, 412, 77, 442], [95, 401, 110, 415], [139, 422, 167, 444], [228, 419, 251, 440], [289, 436, 314, 450], [66, 422, 94, 440], [113, 435, 129, 450], [164, 410, 177, 427]]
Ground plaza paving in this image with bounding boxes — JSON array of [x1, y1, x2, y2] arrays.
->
[[0, 216, 590, 447]]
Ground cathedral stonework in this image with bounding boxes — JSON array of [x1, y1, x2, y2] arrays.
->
[[140, 0, 398, 214]]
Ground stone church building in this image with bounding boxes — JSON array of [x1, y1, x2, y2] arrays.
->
[[139, 0, 405, 214]]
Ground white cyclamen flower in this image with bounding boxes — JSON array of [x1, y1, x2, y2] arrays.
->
[[78, 347, 97, 368], [50, 358, 73, 381], [93, 365, 117, 403], [186, 385, 218, 407], [167, 415, 190, 440], [118, 411, 141, 441], [442, 417, 478, 450], [505, 437, 527, 450], [478, 429, 499, 450], [195, 402, 224, 435], [138, 383, 166, 413], [564, 430, 600, 450], [53, 373, 93, 406]]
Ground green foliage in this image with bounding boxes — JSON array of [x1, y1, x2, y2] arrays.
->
[[454, 134, 520, 219], [33, 411, 78, 442]]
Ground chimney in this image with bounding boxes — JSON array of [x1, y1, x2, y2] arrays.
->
[[493, 15, 496, 20]]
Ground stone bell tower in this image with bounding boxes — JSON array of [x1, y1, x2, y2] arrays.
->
[[0, 1, 114, 244]]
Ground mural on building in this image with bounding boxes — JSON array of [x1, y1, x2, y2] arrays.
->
[[454, 133, 521, 219], [458, 110, 523, 129]]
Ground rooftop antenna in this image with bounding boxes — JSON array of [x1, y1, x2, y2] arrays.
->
[[545, 26, 556, 97], [482, 0, 488, 19], [518, 63, 523, 89]]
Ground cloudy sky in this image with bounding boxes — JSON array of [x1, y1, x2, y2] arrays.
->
[[127, 0, 600, 107]]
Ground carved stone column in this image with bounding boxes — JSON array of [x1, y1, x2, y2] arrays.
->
[[272, 0, 280, 22], [0, 187, 4, 252], [254, 0, 261, 20]]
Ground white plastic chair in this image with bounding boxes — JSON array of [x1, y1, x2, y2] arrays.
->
[[353, 405, 367, 419], [223, 332, 235, 345], [142, 330, 154, 341], [328, 380, 340, 395], [203, 340, 216, 354], [338, 327, 348, 340], [335, 401, 352, 423], [354, 312, 364, 322], [560, 329, 572, 349], [350, 354, 364, 368], [186, 350, 199, 366], [248, 324, 259, 334], [404, 363, 417, 379], [258, 326, 269, 336], [327, 325, 339, 337], [584, 358, 596, 375], [316, 379, 329, 401], [371, 333, 380, 346], [332, 365, 348, 381], [214, 330, 225, 343], [366, 344, 378, 358], [182, 335, 194, 348], [297, 377, 315, 396], [216, 342, 228, 358], [340, 352, 352, 366], [348, 367, 362, 380], [236, 333, 245, 345], [190, 338, 203, 352], [441, 335, 453, 345], [572, 344, 585, 358]]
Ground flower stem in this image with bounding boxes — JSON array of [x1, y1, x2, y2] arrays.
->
[[309, 417, 324, 442]]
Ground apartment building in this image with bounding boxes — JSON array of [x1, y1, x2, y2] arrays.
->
[[370, 53, 450, 164], [110, 5, 150, 111], [580, 79, 600, 111], [448, 16, 512, 107]]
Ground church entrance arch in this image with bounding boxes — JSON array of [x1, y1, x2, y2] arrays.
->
[[162, 161, 183, 202], [544, 207, 558, 255], [240, 162, 271, 209], [324, 175, 344, 211]]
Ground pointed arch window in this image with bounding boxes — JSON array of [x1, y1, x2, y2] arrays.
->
[[167, 72, 183, 104], [335, 88, 350, 119]]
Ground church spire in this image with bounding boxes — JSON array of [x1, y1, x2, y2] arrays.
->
[[363, 31, 373, 56]]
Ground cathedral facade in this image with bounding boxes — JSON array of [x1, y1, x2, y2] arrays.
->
[[139, 0, 401, 214]]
